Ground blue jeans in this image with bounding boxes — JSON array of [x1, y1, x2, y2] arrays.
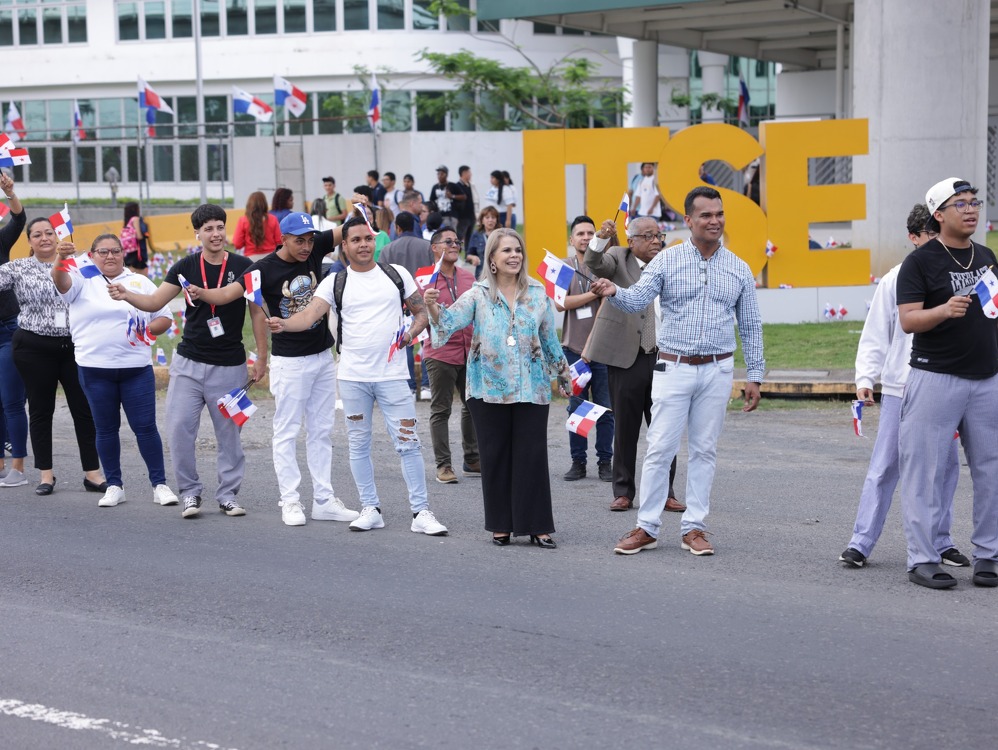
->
[[0, 317, 27, 459], [339, 378, 428, 513], [563, 347, 613, 464], [77, 365, 166, 488]]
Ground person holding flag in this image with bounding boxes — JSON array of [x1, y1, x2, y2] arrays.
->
[[897, 178, 998, 589], [0, 214, 104, 496], [419, 227, 479, 485], [109, 204, 269, 519], [425, 228, 570, 548], [0, 171, 29, 488], [557, 216, 614, 484], [53, 234, 176, 509]]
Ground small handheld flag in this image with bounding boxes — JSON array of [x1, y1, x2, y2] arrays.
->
[[156, 347, 167, 366], [851, 400, 864, 438], [59, 254, 103, 279], [569, 360, 592, 396], [765, 240, 777, 257], [414, 256, 443, 289], [974, 268, 998, 319], [537, 252, 575, 307], [243, 269, 264, 306], [217, 384, 257, 427], [177, 274, 197, 307], [274, 75, 307, 117], [386, 316, 412, 362], [49, 203, 73, 241], [566, 401, 611, 438], [247, 351, 258, 367]]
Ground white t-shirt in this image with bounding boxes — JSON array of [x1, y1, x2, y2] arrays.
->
[[485, 183, 517, 213], [315, 263, 417, 382], [634, 174, 661, 218], [60, 268, 172, 368]]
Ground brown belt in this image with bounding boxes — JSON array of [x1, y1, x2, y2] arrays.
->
[[658, 351, 734, 366]]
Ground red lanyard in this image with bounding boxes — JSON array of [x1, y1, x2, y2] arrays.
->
[[199, 251, 228, 317]]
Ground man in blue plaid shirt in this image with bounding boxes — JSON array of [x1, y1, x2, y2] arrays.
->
[[591, 186, 765, 557]]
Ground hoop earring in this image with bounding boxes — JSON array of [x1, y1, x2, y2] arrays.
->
[[489, 262, 497, 274]]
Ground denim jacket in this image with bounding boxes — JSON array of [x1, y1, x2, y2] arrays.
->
[[433, 279, 569, 404]]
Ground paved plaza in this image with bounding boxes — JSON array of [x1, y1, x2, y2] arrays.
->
[[1, 393, 993, 749]]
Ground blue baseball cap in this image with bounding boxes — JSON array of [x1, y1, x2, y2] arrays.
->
[[279, 212, 316, 235]]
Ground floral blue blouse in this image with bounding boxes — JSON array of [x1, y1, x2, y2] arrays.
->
[[433, 279, 570, 405]]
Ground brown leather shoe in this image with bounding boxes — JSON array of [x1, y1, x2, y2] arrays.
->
[[614, 527, 657, 555], [681, 529, 714, 556], [610, 496, 633, 511], [665, 496, 686, 512]]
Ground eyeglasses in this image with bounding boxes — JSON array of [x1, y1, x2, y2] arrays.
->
[[918, 230, 939, 239], [94, 247, 123, 256], [631, 232, 666, 243], [939, 199, 984, 212], [434, 239, 463, 248]]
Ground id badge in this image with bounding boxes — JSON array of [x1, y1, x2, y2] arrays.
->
[[53, 309, 67, 328], [576, 306, 593, 320], [207, 316, 225, 338]]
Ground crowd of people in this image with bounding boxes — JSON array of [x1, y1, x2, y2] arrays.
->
[[0, 162, 996, 589]]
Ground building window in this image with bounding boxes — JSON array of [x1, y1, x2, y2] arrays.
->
[[172, 0, 192, 37], [255, 0, 278, 34], [1, 1, 87, 45], [225, 0, 248, 34], [285, 0, 307, 32], [415, 91, 445, 131], [377, 0, 403, 31], [412, 0, 438, 30], [343, 0, 369, 30]]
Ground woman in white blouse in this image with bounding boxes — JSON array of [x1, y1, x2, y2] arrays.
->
[[0, 217, 105, 496], [486, 170, 517, 230], [52, 234, 177, 509]]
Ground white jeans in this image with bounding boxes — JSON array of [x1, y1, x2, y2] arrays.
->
[[268, 351, 337, 506], [637, 358, 733, 539]]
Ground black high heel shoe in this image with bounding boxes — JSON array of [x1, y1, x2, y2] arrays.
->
[[492, 534, 512, 546], [530, 535, 557, 549]]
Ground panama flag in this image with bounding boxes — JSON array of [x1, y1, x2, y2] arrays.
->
[[851, 400, 864, 438], [0, 203, 8, 221], [232, 87, 274, 122], [414, 256, 443, 289], [49, 203, 73, 240], [156, 347, 168, 366], [566, 400, 611, 438], [217, 386, 257, 427], [72, 100, 85, 142], [246, 351, 258, 367], [537, 251, 574, 307], [737, 77, 750, 128], [177, 273, 197, 307], [5, 102, 26, 141], [367, 73, 381, 132], [974, 267, 998, 319], [618, 192, 630, 229], [60, 254, 103, 279], [569, 359, 592, 396], [0, 147, 30, 168], [0, 133, 13, 152], [243, 269, 264, 306], [138, 77, 174, 114], [765, 240, 777, 257], [274, 75, 307, 117]]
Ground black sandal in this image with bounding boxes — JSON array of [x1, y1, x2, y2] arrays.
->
[[35, 477, 56, 496]]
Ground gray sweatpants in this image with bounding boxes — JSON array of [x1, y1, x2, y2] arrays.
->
[[899, 368, 998, 569], [166, 353, 248, 503]]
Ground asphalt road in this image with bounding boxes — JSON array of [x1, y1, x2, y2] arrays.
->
[[1, 395, 994, 749]]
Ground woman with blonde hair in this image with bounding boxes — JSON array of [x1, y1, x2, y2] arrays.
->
[[233, 191, 281, 259], [426, 228, 570, 549]]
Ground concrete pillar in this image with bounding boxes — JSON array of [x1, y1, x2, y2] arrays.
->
[[698, 50, 728, 123], [619, 38, 659, 127], [852, 0, 989, 276]]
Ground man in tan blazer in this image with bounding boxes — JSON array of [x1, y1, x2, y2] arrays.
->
[[584, 216, 685, 513]]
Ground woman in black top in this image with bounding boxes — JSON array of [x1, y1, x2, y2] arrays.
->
[[0, 172, 29, 488]]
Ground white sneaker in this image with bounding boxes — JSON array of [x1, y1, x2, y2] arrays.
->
[[420, 387, 432, 400], [280, 500, 307, 526], [98, 486, 125, 507], [411, 509, 448, 536], [311, 496, 360, 522], [153, 484, 179, 506], [0, 468, 27, 487], [349, 506, 385, 531]]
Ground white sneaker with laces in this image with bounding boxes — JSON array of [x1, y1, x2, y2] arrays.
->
[[153, 484, 179, 506], [98, 486, 125, 507], [181, 495, 202, 518], [420, 387, 432, 400], [411, 509, 448, 536], [311, 496, 360, 522], [280, 500, 307, 526], [349, 506, 385, 531]]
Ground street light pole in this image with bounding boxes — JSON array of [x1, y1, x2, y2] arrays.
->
[[194, 0, 208, 205]]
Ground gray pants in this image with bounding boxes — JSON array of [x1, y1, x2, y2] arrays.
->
[[900, 368, 998, 569], [166, 354, 248, 503]]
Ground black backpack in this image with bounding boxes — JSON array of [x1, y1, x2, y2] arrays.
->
[[331, 262, 406, 353]]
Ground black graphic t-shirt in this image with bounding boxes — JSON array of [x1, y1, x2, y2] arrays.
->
[[165, 251, 254, 366], [896, 238, 998, 379]]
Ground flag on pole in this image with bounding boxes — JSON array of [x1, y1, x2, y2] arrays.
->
[[246, 351, 258, 367], [177, 273, 197, 307], [217, 387, 257, 427], [274, 75, 307, 117], [765, 240, 777, 257], [537, 251, 574, 307], [566, 400, 611, 438], [851, 400, 864, 437], [0, 133, 13, 152], [386, 315, 412, 362], [569, 360, 592, 396], [243, 269, 264, 306], [5, 102, 26, 141], [737, 77, 750, 128], [49, 203, 73, 240], [367, 73, 381, 132], [414, 256, 443, 289], [138, 77, 174, 114], [618, 192, 631, 229], [232, 87, 274, 122], [72, 100, 85, 142], [974, 267, 998, 319]]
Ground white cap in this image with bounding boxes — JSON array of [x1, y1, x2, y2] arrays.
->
[[925, 177, 976, 213]]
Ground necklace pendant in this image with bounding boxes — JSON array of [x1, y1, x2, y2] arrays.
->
[[506, 335, 515, 346]]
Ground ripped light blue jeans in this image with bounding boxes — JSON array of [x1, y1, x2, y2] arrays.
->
[[339, 378, 428, 513]]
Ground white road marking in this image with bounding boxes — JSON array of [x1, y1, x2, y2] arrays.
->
[[0, 698, 239, 749]]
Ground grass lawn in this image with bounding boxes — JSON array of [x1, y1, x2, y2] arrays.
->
[[736, 321, 860, 371]]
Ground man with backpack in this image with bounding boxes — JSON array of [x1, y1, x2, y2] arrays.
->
[[318, 176, 348, 225], [267, 216, 449, 537]]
